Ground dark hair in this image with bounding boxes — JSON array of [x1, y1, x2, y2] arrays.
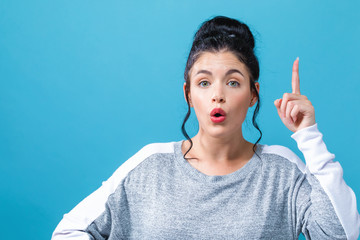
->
[[181, 16, 262, 159]]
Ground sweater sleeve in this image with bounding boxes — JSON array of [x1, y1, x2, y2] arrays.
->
[[291, 124, 360, 239], [51, 172, 127, 240]]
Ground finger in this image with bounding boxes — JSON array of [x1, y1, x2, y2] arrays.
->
[[290, 105, 299, 123], [280, 97, 288, 118], [285, 101, 294, 121], [292, 57, 300, 94], [275, 99, 283, 118], [280, 93, 307, 116], [285, 99, 308, 119], [280, 93, 294, 118]]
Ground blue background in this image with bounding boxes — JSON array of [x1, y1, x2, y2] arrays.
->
[[1, 1, 359, 239]]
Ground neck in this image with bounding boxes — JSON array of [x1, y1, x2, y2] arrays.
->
[[188, 129, 253, 163]]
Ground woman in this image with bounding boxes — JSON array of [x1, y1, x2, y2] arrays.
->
[[52, 16, 360, 239]]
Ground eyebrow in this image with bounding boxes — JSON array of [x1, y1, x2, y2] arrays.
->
[[195, 69, 244, 78]]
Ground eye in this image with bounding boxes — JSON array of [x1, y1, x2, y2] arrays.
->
[[228, 81, 240, 87], [199, 80, 210, 87]]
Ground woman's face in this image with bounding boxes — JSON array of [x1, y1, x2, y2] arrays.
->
[[184, 51, 259, 139]]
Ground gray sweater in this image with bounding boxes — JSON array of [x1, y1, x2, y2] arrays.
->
[[52, 124, 360, 239]]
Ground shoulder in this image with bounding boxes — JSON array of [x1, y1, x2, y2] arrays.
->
[[103, 141, 178, 191], [260, 144, 306, 173], [119, 141, 177, 172], [139, 142, 176, 155]]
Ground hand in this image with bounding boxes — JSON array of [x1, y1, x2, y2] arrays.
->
[[274, 58, 316, 133]]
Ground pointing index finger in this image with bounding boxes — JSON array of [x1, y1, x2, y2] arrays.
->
[[292, 57, 300, 94]]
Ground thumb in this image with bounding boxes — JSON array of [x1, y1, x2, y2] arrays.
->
[[274, 99, 281, 109], [274, 99, 283, 118]]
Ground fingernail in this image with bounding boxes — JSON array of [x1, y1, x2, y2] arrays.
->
[[296, 57, 299, 61]]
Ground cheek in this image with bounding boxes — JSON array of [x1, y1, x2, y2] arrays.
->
[[231, 95, 252, 119], [233, 91, 252, 106], [189, 88, 207, 106], [191, 94, 206, 113], [189, 92, 210, 121]]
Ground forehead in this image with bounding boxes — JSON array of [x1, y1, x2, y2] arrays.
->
[[191, 51, 250, 77]]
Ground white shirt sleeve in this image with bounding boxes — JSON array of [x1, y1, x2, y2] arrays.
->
[[291, 124, 360, 240]]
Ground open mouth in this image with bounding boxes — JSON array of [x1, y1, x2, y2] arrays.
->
[[210, 108, 226, 123]]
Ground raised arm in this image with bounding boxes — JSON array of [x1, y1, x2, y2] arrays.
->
[[275, 59, 360, 239]]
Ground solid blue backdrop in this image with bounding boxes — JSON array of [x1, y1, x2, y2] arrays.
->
[[0, 1, 359, 239]]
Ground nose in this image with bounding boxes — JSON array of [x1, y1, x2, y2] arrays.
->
[[212, 95, 225, 103], [212, 86, 226, 103]]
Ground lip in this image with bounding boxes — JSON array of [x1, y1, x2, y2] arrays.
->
[[210, 108, 227, 123]]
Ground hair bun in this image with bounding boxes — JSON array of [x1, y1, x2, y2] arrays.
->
[[194, 16, 255, 50]]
